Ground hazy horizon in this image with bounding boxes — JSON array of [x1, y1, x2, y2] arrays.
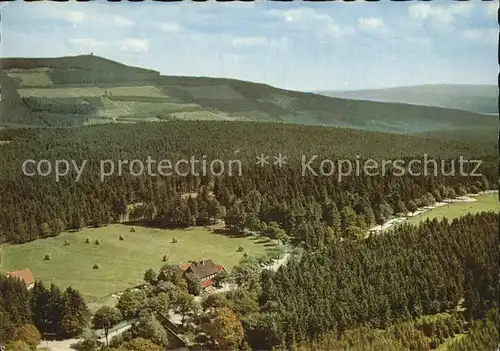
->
[[317, 83, 497, 93]]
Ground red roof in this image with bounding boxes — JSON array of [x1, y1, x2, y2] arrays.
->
[[201, 279, 214, 288], [200, 265, 226, 288], [178, 261, 226, 289], [215, 264, 224, 273], [178, 260, 226, 279], [6, 268, 35, 285]]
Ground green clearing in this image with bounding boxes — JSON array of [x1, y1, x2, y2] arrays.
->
[[97, 98, 202, 119], [7, 70, 54, 87], [406, 193, 498, 226], [0, 224, 275, 302]]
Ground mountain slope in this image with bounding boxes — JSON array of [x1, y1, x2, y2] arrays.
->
[[0, 55, 496, 134], [317, 84, 497, 115]]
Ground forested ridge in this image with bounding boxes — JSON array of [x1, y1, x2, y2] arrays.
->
[[0, 55, 496, 133], [0, 121, 497, 244]]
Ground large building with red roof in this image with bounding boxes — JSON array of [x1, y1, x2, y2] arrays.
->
[[178, 259, 226, 290]]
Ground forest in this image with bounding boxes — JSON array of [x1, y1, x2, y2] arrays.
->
[[0, 121, 496, 244], [0, 121, 498, 350], [248, 212, 498, 349]]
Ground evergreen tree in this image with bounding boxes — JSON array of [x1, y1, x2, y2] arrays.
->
[[61, 287, 90, 338]]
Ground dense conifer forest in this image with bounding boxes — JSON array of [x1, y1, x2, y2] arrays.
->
[[0, 121, 496, 244], [248, 213, 498, 349]]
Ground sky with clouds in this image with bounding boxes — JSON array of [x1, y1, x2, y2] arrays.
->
[[1, 0, 497, 91]]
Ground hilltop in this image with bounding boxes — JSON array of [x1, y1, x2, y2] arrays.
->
[[318, 84, 497, 115], [0, 55, 496, 134]]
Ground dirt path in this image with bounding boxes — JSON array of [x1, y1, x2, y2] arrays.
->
[[38, 338, 80, 351], [264, 252, 291, 272], [38, 322, 134, 351]]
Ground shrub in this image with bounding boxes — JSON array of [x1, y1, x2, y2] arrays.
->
[[43, 254, 51, 261], [85, 238, 90, 244], [64, 240, 71, 246], [171, 237, 178, 244], [5, 340, 32, 351], [119, 235, 125, 241], [130, 227, 136, 232], [93, 264, 100, 269], [237, 245, 244, 252], [11, 324, 41, 348], [407, 200, 418, 214], [95, 239, 101, 245]]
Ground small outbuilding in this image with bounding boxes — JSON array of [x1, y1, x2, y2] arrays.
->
[[6, 268, 35, 289]]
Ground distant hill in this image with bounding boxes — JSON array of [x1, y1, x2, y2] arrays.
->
[[0, 55, 496, 135], [317, 84, 497, 115]]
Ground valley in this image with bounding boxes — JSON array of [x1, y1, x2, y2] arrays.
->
[[318, 84, 497, 115]]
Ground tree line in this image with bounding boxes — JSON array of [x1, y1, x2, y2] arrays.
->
[[22, 97, 100, 115]]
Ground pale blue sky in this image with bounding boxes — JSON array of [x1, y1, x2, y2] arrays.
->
[[1, 0, 497, 91]]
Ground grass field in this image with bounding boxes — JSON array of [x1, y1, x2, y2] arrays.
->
[[98, 99, 201, 118], [0, 224, 275, 302], [7, 70, 54, 87], [406, 193, 498, 226]]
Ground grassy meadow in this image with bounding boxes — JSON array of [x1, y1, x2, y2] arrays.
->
[[0, 224, 275, 302], [406, 193, 498, 226]]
